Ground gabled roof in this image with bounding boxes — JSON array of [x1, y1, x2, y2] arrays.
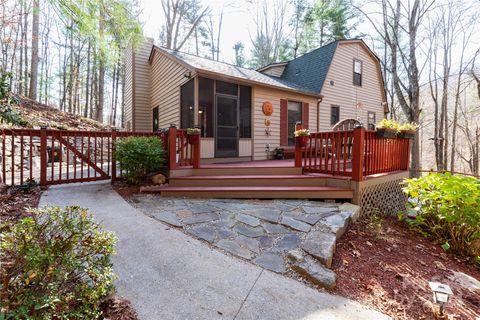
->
[[150, 46, 320, 97], [279, 41, 338, 93], [257, 61, 288, 72]]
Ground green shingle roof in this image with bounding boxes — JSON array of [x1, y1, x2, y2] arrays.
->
[[280, 41, 338, 93]]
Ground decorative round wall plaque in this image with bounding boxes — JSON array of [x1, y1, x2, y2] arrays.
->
[[262, 101, 273, 116], [264, 119, 271, 126]]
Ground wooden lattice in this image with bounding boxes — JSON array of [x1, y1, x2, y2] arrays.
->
[[358, 178, 408, 217]]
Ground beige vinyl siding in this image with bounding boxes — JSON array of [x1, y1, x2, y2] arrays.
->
[[239, 139, 252, 157], [123, 46, 133, 130], [150, 50, 192, 129], [200, 138, 215, 158], [252, 86, 317, 160], [260, 65, 286, 77], [319, 42, 385, 130], [132, 39, 153, 131]]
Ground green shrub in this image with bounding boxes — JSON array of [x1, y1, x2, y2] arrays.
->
[[115, 136, 165, 184], [401, 172, 480, 262], [0, 206, 117, 319]]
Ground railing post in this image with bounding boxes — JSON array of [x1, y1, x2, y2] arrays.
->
[[111, 129, 117, 183], [193, 137, 200, 169], [351, 126, 365, 181], [168, 125, 177, 170], [295, 142, 302, 168], [39, 126, 47, 186]]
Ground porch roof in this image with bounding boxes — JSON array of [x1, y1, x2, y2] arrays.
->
[[150, 46, 320, 97]]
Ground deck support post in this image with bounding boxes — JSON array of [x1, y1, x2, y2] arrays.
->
[[193, 138, 200, 169], [39, 126, 47, 186], [168, 125, 177, 170], [352, 126, 365, 181]]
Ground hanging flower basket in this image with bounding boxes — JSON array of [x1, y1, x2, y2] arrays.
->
[[398, 130, 416, 139], [376, 128, 397, 139]]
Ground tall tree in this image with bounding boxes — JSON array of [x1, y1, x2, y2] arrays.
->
[[28, 0, 39, 99], [233, 42, 245, 67]]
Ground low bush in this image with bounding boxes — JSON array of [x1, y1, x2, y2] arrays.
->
[[115, 136, 165, 184], [401, 172, 480, 263], [0, 206, 117, 318], [0, 72, 29, 127]]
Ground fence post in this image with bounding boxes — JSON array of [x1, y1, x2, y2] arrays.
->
[[111, 129, 117, 183], [168, 125, 177, 170], [294, 142, 302, 168], [351, 126, 365, 181], [40, 126, 47, 186]]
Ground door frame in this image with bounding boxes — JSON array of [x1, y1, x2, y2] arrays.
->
[[214, 93, 239, 158]]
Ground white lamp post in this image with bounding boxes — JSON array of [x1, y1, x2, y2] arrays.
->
[[428, 281, 453, 316]]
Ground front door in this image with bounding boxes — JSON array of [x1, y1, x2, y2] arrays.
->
[[216, 94, 238, 158]]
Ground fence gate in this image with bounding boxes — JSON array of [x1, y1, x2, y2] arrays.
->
[[1, 128, 164, 186]]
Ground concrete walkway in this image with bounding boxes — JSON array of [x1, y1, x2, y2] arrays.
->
[[40, 182, 390, 320]]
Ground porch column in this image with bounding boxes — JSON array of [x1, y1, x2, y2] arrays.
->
[[194, 76, 199, 126], [351, 126, 365, 181]]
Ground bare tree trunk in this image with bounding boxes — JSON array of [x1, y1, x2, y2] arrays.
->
[[96, 11, 105, 122], [84, 40, 91, 118], [28, 0, 39, 100]]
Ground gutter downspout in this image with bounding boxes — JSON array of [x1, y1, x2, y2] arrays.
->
[[317, 95, 324, 132]]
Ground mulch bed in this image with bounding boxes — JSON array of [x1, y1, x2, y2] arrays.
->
[[331, 215, 480, 320], [0, 184, 139, 320]]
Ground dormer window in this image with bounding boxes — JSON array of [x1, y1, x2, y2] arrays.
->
[[353, 59, 362, 86]]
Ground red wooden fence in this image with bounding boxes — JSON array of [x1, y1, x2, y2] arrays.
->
[[0, 126, 199, 186], [299, 127, 410, 181]]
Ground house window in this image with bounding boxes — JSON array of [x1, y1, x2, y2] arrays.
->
[[199, 77, 214, 137], [239, 85, 252, 138], [331, 105, 340, 125], [152, 106, 159, 132], [353, 59, 362, 86], [180, 78, 194, 129], [287, 101, 302, 146], [216, 80, 238, 96], [368, 111, 376, 130]]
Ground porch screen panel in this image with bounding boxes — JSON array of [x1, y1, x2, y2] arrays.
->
[[199, 77, 214, 137], [180, 78, 194, 129], [216, 81, 238, 96], [239, 85, 252, 138]]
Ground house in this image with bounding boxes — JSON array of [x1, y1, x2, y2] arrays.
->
[[124, 38, 388, 162]]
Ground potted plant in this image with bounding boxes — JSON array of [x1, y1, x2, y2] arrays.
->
[[398, 123, 418, 139], [294, 128, 310, 147], [186, 128, 201, 145], [376, 119, 400, 139], [274, 147, 285, 160]]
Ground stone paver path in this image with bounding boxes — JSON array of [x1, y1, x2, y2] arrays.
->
[[130, 195, 360, 289]]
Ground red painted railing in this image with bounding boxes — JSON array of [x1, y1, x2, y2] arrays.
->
[[1, 126, 197, 186], [167, 127, 200, 170], [298, 127, 410, 181]]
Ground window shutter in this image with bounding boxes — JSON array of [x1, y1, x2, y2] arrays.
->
[[280, 99, 288, 146], [302, 102, 309, 129]]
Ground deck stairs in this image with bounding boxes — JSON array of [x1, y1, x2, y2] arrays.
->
[[141, 165, 354, 200]]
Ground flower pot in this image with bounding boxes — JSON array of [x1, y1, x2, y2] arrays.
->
[[376, 128, 397, 139], [398, 130, 416, 139], [187, 133, 200, 145], [295, 136, 308, 148]]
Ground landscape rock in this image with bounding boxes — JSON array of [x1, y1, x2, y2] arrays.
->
[[276, 233, 301, 251], [287, 249, 305, 262], [151, 211, 183, 227], [186, 225, 216, 243], [286, 213, 323, 225], [448, 271, 480, 293], [151, 173, 166, 185], [302, 231, 336, 268], [182, 212, 218, 225], [338, 203, 361, 222], [216, 239, 253, 260], [291, 256, 336, 289], [233, 223, 264, 237], [235, 213, 260, 227], [303, 205, 338, 215], [254, 252, 286, 273], [262, 222, 289, 234], [247, 209, 281, 223], [281, 216, 311, 232], [318, 214, 349, 239], [234, 235, 260, 253]]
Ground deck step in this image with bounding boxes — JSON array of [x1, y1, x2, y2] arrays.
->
[[170, 175, 328, 187], [140, 185, 354, 199], [179, 166, 303, 177]]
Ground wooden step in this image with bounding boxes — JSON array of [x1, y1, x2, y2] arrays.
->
[[170, 175, 327, 187], [186, 166, 303, 176], [140, 185, 354, 199]]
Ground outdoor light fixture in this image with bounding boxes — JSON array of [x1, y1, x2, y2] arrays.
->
[[428, 282, 453, 316]]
